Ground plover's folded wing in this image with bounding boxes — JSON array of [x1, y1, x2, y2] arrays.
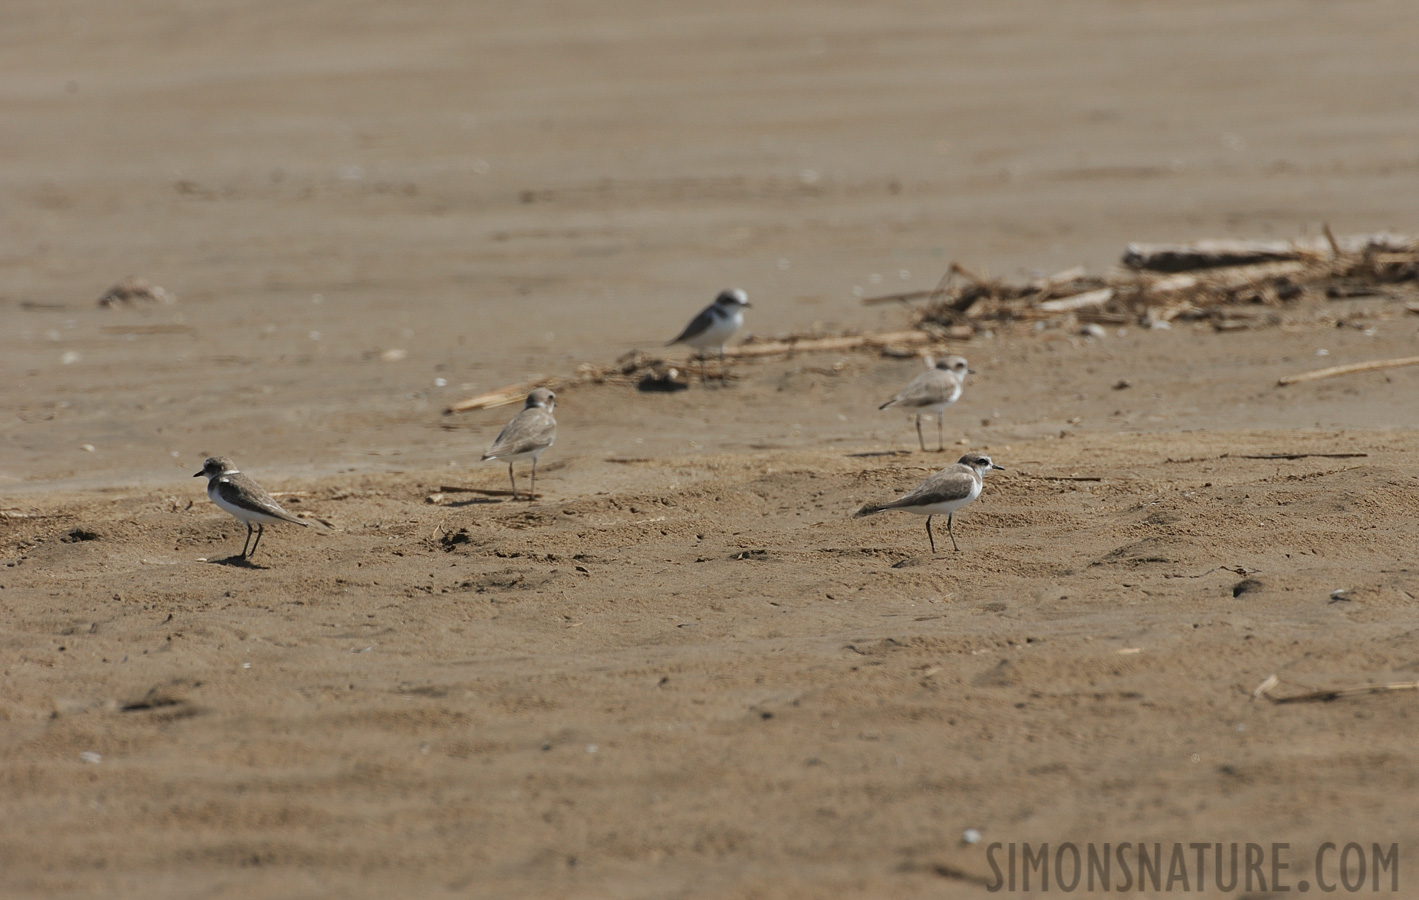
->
[[667, 307, 716, 346], [880, 370, 956, 410], [484, 409, 556, 459], [884, 467, 978, 509], [215, 474, 311, 526]]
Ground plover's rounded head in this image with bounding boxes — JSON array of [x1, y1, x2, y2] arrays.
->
[[525, 387, 556, 411], [715, 288, 750, 308], [957, 451, 1004, 474], [935, 355, 971, 377], [195, 456, 237, 478]]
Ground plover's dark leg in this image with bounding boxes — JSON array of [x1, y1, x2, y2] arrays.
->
[[946, 512, 959, 552], [248, 523, 266, 559], [937, 414, 945, 453], [719, 347, 728, 385], [529, 458, 537, 501], [240, 522, 255, 558], [507, 462, 518, 500], [915, 415, 927, 452], [925, 514, 936, 554]]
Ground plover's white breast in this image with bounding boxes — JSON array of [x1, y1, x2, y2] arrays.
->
[[682, 307, 741, 350]]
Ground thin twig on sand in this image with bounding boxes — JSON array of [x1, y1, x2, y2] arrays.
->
[[1277, 355, 1419, 386], [1223, 452, 1368, 461], [444, 330, 970, 413]]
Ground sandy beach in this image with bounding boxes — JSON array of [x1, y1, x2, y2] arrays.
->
[[4, 1, 1419, 896]]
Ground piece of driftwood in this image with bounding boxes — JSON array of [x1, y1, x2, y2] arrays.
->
[[1124, 233, 1418, 272], [1141, 260, 1310, 295], [1223, 452, 1368, 461], [1038, 288, 1114, 313], [446, 375, 552, 412], [1125, 239, 1322, 273], [1277, 355, 1419, 386], [1254, 673, 1419, 704]]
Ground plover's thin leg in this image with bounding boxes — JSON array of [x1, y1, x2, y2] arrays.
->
[[946, 512, 959, 552], [720, 347, 728, 385], [240, 522, 255, 558], [937, 414, 945, 453], [914, 415, 927, 452], [925, 515, 936, 554], [249, 523, 265, 559], [507, 462, 518, 500], [529, 458, 537, 501]]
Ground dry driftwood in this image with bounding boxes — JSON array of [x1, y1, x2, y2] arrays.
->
[[908, 231, 1418, 336], [1278, 355, 1419, 387], [445, 329, 973, 413], [1037, 287, 1114, 313], [1124, 233, 1418, 272], [1254, 673, 1419, 704], [447, 375, 552, 412], [1223, 452, 1368, 461]]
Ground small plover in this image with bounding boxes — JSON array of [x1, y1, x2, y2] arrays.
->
[[194, 456, 311, 560], [667, 289, 751, 384], [483, 388, 557, 500], [855, 451, 1003, 553], [878, 355, 972, 452]]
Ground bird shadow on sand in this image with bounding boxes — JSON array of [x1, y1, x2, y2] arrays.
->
[[207, 555, 268, 569], [891, 555, 951, 568], [444, 494, 546, 508]]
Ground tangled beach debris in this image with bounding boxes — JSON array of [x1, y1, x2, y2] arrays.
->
[[447, 231, 1419, 413]]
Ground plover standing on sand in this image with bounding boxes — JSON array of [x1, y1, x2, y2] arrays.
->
[[483, 388, 557, 500], [855, 451, 1003, 553], [194, 456, 312, 560], [878, 355, 972, 452], [667, 289, 751, 384]]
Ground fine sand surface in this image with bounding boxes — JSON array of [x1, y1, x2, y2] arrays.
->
[[5, 1, 1419, 897]]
